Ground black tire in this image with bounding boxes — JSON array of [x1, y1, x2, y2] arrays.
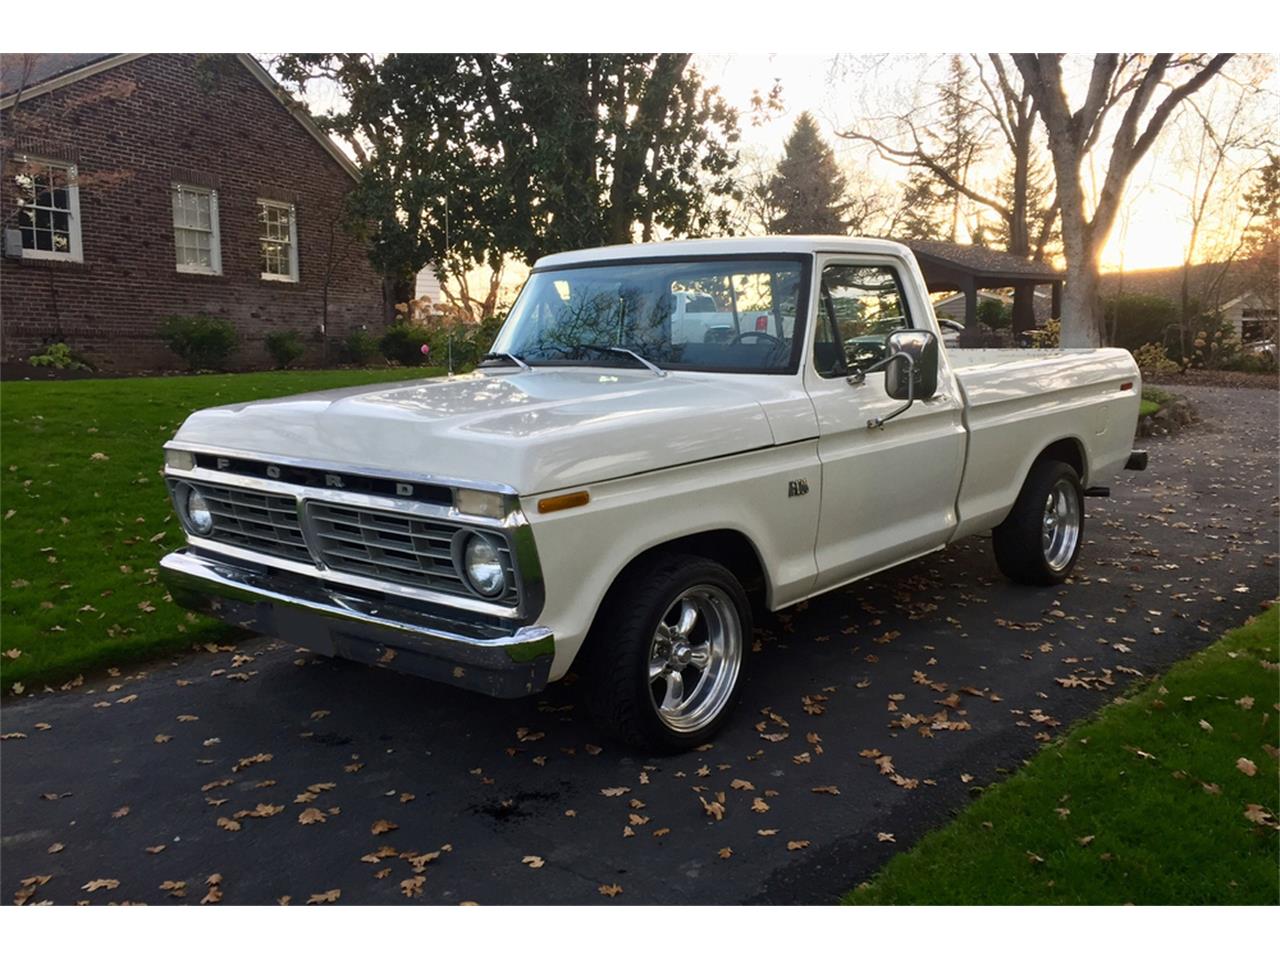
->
[[992, 459, 1085, 586], [583, 553, 752, 753]]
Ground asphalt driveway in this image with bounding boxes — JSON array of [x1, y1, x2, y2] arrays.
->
[[3, 383, 1276, 905]]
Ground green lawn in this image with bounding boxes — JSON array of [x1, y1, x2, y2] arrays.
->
[[845, 604, 1279, 905], [1, 367, 442, 691]]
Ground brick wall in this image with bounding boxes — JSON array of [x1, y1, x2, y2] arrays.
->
[[0, 54, 386, 372]]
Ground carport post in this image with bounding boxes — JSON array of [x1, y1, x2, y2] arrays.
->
[[958, 278, 981, 347]]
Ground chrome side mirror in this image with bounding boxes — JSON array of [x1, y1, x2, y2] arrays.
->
[[846, 329, 940, 429], [883, 329, 939, 401]]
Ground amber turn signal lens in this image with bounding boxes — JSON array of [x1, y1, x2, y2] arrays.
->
[[537, 491, 590, 514]]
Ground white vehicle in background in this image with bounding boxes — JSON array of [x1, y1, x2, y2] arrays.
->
[[161, 237, 1146, 752], [1245, 338, 1276, 365], [670, 289, 796, 346]]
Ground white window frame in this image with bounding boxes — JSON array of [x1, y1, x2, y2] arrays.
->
[[257, 199, 299, 282], [172, 183, 222, 276], [13, 156, 83, 262]]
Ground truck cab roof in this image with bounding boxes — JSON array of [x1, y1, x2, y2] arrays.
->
[[533, 235, 914, 270]]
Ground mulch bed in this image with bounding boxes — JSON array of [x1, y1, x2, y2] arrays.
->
[[0, 361, 120, 381]]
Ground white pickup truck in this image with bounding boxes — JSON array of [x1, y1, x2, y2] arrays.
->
[[161, 237, 1146, 751]]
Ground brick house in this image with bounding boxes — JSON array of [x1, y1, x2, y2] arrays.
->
[[0, 53, 385, 372]]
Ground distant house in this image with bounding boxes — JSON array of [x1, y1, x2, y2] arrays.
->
[[1220, 291, 1278, 343], [0, 53, 385, 372], [1100, 260, 1277, 343], [931, 288, 1054, 325], [414, 263, 444, 307]]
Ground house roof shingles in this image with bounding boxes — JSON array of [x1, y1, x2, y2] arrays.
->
[[903, 239, 1064, 283], [0, 53, 113, 99]]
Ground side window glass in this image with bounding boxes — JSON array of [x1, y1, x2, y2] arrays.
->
[[816, 264, 913, 378]]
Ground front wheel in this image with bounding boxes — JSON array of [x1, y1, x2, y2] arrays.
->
[[583, 554, 751, 752], [992, 460, 1084, 586]]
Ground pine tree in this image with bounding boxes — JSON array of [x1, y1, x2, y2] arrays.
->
[[767, 113, 852, 235], [896, 170, 949, 240]]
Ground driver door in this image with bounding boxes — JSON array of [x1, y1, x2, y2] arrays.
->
[[805, 256, 966, 590]]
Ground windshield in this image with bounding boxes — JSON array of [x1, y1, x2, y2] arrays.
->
[[491, 257, 809, 374]]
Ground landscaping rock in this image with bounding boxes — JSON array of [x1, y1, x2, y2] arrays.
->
[[1170, 399, 1196, 425]]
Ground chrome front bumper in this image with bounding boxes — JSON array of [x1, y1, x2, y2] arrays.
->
[[160, 548, 554, 698]]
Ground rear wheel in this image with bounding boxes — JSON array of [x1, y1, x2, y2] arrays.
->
[[584, 554, 751, 752], [992, 460, 1084, 586]]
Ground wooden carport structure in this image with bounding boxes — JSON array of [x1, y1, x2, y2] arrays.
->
[[903, 240, 1063, 344]]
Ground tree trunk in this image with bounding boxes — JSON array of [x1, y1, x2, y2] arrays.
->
[[384, 274, 414, 325], [1058, 254, 1102, 348], [1049, 155, 1102, 346], [1178, 262, 1193, 360], [604, 54, 689, 245]]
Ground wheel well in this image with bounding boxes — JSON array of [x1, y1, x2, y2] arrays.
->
[[1034, 437, 1086, 483], [583, 529, 768, 659], [621, 530, 766, 599]]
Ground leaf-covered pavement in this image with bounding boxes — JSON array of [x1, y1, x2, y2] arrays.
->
[[2, 384, 1276, 905]]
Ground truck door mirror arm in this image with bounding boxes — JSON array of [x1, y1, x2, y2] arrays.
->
[[845, 329, 940, 430]]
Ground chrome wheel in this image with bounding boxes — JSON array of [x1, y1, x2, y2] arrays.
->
[[647, 585, 742, 733], [1041, 478, 1081, 572]]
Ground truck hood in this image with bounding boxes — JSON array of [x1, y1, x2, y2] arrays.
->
[[172, 369, 781, 495]]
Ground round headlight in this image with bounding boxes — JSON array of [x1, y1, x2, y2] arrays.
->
[[462, 532, 507, 598], [185, 486, 214, 536]]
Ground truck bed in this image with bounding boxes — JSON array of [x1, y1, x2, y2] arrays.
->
[[948, 347, 1142, 539]]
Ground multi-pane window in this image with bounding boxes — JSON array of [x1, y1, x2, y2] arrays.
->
[[172, 184, 221, 274], [258, 200, 298, 281], [815, 263, 914, 378], [13, 158, 82, 261]]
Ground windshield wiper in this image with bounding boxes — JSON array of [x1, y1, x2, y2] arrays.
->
[[478, 351, 532, 372], [579, 344, 667, 378]]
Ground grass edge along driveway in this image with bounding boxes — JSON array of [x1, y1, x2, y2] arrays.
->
[[1, 367, 442, 691], [845, 603, 1279, 905]]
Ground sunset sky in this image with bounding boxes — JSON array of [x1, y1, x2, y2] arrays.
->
[[696, 53, 1277, 271]]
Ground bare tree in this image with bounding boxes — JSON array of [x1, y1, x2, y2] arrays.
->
[[1012, 54, 1233, 346], [1167, 57, 1277, 355], [311, 196, 369, 359], [725, 147, 782, 236], [837, 55, 1060, 331]]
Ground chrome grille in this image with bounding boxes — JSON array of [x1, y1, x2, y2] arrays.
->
[[307, 501, 517, 602], [186, 480, 311, 564]]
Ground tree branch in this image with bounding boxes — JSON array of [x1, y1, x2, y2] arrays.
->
[[839, 127, 1011, 221]]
